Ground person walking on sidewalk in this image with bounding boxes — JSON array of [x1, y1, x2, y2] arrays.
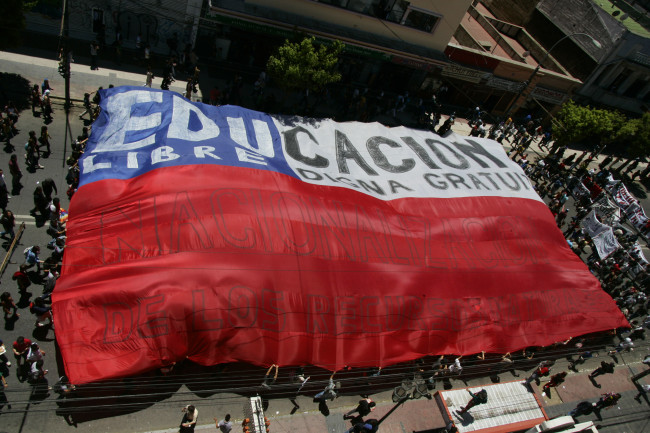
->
[[145, 67, 154, 88], [542, 371, 567, 396], [456, 388, 488, 416], [594, 392, 621, 411], [525, 364, 550, 387], [90, 41, 99, 70]]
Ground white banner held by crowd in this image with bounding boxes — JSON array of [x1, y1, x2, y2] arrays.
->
[[581, 210, 610, 238], [592, 196, 621, 226], [592, 228, 621, 259], [613, 184, 638, 209]]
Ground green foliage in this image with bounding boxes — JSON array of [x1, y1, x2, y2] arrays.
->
[[552, 100, 625, 147], [0, 0, 40, 49], [266, 37, 344, 92], [553, 100, 650, 157], [614, 112, 650, 157]]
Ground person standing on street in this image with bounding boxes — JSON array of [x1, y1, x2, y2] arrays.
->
[[12, 336, 31, 369], [215, 414, 232, 433], [0, 170, 8, 211], [31, 84, 42, 115], [0, 209, 16, 240], [41, 79, 53, 95], [39, 126, 52, 157], [42, 178, 57, 202], [8, 154, 22, 194], [90, 41, 99, 70], [26, 131, 44, 170], [25, 245, 44, 272], [42, 91, 53, 122], [31, 184, 48, 218], [12, 264, 30, 293]]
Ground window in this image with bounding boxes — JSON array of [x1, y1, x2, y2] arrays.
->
[[318, 0, 438, 33], [384, 0, 409, 23], [347, 0, 380, 14], [607, 68, 631, 92], [624, 76, 649, 98], [401, 7, 440, 33], [92, 8, 104, 34], [319, 0, 406, 21]]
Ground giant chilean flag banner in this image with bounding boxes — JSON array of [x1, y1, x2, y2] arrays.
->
[[52, 87, 627, 384]]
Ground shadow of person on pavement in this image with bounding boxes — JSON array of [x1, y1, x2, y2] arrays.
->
[[588, 376, 602, 389], [318, 399, 330, 416], [3, 312, 19, 331], [453, 410, 475, 426]]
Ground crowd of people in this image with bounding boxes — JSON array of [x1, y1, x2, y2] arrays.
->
[[0, 75, 95, 410], [1, 47, 648, 431]]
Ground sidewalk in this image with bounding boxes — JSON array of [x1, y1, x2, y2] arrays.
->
[[0, 50, 188, 102]]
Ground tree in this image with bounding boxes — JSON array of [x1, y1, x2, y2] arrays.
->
[[613, 112, 650, 158], [0, 0, 39, 49], [552, 100, 625, 148], [266, 36, 344, 92]]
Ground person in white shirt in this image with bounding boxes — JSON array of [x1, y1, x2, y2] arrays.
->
[[180, 404, 198, 432], [448, 357, 463, 375]]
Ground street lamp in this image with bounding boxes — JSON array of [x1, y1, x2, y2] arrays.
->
[[503, 32, 602, 117]]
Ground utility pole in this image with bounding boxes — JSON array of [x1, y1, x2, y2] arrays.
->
[[60, 0, 71, 167]]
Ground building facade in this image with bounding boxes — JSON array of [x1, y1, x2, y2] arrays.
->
[[522, 0, 650, 114], [199, 0, 472, 93], [26, 0, 203, 55]]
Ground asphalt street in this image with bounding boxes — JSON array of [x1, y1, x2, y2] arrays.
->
[[0, 50, 649, 433]]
